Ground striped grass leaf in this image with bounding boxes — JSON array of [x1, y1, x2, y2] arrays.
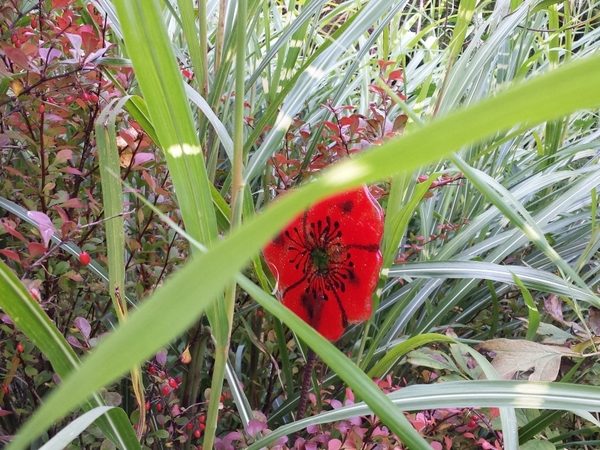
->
[[39, 407, 117, 450], [387, 261, 599, 306], [95, 96, 146, 436]]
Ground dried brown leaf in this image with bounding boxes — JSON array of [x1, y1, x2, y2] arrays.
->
[[479, 339, 578, 381]]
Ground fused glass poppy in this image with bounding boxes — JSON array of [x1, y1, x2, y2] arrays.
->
[[264, 186, 384, 341]]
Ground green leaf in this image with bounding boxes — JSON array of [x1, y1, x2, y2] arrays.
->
[[368, 333, 455, 378], [512, 273, 541, 340]]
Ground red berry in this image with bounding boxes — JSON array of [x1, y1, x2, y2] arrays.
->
[[263, 186, 384, 341], [168, 377, 178, 389], [186, 422, 194, 431], [198, 414, 206, 424], [156, 403, 162, 412], [161, 384, 171, 396], [193, 429, 201, 438], [16, 342, 24, 353], [79, 251, 91, 266], [38, 104, 45, 114]]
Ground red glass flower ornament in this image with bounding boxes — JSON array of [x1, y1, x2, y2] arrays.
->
[[264, 186, 384, 341]]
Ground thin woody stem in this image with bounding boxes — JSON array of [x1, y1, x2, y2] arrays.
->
[[296, 348, 317, 420]]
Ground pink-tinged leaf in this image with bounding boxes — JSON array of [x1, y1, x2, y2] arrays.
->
[[27, 242, 46, 258], [306, 424, 319, 434], [133, 152, 155, 166], [44, 113, 68, 123], [274, 435, 288, 446], [155, 350, 167, 366], [74, 316, 91, 339], [246, 419, 267, 438], [67, 335, 85, 349], [65, 270, 83, 282], [328, 439, 342, 450], [54, 149, 73, 164], [409, 413, 428, 432], [444, 436, 453, 449], [0, 408, 13, 417], [27, 211, 55, 248], [0, 219, 27, 242], [0, 249, 21, 262], [65, 33, 83, 59], [61, 167, 83, 175], [1, 314, 14, 325], [329, 399, 342, 409], [39, 47, 61, 64], [430, 441, 443, 450], [83, 46, 109, 67], [344, 387, 355, 404], [589, 307, 600, 335], [52, 205, 69, 224], [60, 197, 85, 209], [2, 45, 31, 70], [52, 0, 72, 7], [544, 295, 563, 322], [476, 438, 499, 450]]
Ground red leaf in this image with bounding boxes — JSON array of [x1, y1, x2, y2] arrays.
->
[[54, 149, 73, 164], [61, 167, 83, 175], [2, 45, 31, 70], [0, 249, 21, 262], [388, 69, 403, 80], [60, 197, 85, 209], [28, 242, 47, 258], [376, 60, 396, 71], [263, 187, 384, 341], [0, 219, 27, 242], [323, 121, 339, 133], [52, 0, 73, 7]]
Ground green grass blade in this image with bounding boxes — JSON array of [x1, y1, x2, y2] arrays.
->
[[512, 273, 541, 340], [112, 0, 217, 246], [368, 333, 455, 378]]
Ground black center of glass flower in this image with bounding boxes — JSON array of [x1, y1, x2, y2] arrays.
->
[[310, 247, 329, 274]]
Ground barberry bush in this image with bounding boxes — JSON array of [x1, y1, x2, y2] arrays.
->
[[1, 0, 600, 449]]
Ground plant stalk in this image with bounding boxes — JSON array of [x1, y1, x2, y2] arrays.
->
[[296, 349, 317, 420]]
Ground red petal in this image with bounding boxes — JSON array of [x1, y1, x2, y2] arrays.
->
[[263, 186, 383, 341]]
